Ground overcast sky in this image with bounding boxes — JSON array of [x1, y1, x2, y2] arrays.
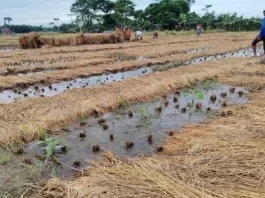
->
[[0, 0, 263, 26]]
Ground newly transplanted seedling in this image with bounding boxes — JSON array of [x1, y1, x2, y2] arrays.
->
[[39, 127, 48, 141], [33, 138, 61, 158], [20, 122, 28, 142], [184, 88, 204, 122], [119, 96, 126, 109], [80, 114, 86, 125], [136, 105, 152, 128]]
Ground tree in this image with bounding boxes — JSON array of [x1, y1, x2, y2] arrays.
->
[[113, 0, 135, 28], [145, 0, 191, 30], [4, 17, 12, 26], [202, 4, 212, 14], [67, 13, 75, 24], [53, 18, 60, 31], [71, 0, 115, 31]]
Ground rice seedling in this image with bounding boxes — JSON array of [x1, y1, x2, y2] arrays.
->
[[102, 123, 109, 130], [221, 92, 227, 97], [126, 141, 134, 148], [210, 94, 217, 103], [110, 134, 114, 141], [156, 106, 163, 113], [181, 107, 187, 113], [119, 96, 126, 109], [39, 127, 48, 141], [164, 99, 169, 107], [147, 134, 153, 143], [73, 161, 80, 167], [0, 150, 13, 165], [136, 106, 152, 128], [79, 131, 86, 138], [97, 118, 106, 124], [80, 114, 86, 126], [33, 137, 61, 158], [167, 130, 174, 136], [92, 145, 100, 153], [22, 158, 33, 165], [222, 100, 227, 107], [184, 88, 204, 122], [156, 146, 164, 152], [51, 168, 57, 178], [238, 90, 244, 97], [128, 110, 133, 118], [173, 96, 178, 103], [174, 104, 180, 109], [230, 87, 236, 93], [195, 102, 202, 110]]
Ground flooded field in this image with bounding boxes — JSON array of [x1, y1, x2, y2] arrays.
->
[[6, 83, 248, 179], [0, 47, 261, 103], [1, 32, 265, 198]]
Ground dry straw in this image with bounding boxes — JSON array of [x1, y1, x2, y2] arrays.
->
[[18, 28, 126, 49], [39, 90, 265, 198]]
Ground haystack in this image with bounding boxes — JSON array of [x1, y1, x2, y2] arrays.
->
[[18, 32, 42, 49], [19, 28, 125, 49]]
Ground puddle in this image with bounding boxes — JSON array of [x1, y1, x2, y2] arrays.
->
[[0, 47, 262, 103], [183, 47, 263, 65], [15, 84, 248, 179]]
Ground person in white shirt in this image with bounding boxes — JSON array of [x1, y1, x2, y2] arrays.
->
[[135, 30, 143, 41]]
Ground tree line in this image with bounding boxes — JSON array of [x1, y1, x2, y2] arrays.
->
[[0, 0, 263, 33]]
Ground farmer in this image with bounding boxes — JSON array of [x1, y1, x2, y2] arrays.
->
[[135, 30, 143, 41], [196, 24, 202, 36], [153, 31, 158, 39], [125, 27, 131, 41], [252, 10, 265, 58]]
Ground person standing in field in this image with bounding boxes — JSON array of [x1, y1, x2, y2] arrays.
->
[[153, 31, 158, 39], [125, 27, 131, 41], [135, 30, 143, 41], [196, 24, 202, 36], [252, 10, 265, 58]]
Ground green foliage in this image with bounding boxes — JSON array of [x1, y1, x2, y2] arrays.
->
[[136, 106, 152, 127], [80, 114, 86, 125], [66, 0, 262, 32], [21, 122, 28, 134], [34, 138, 60, 158], [199, 80, 220, 90], [113, 0, 135, 25], [184, 88, 205, 122], [39, 127, 48, 141], [119, 97, 126, 109], [0, 150, 13, 165], [50, 168, 57, 178]]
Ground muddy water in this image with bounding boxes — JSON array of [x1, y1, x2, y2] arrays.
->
[[0, 47, 17, 52], [0, 67, 153, 103], [186, 47, 210, 53], [19, 84, 248, 179], [0, 47, 262, 103]]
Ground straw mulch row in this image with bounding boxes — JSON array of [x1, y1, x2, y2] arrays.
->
[[0, 41, 253, 91], [18, 29, 125, 49], [38, 78, 265, 197]]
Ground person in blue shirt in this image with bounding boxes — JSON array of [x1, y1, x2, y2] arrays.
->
[[252, 10, 265, 57]]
